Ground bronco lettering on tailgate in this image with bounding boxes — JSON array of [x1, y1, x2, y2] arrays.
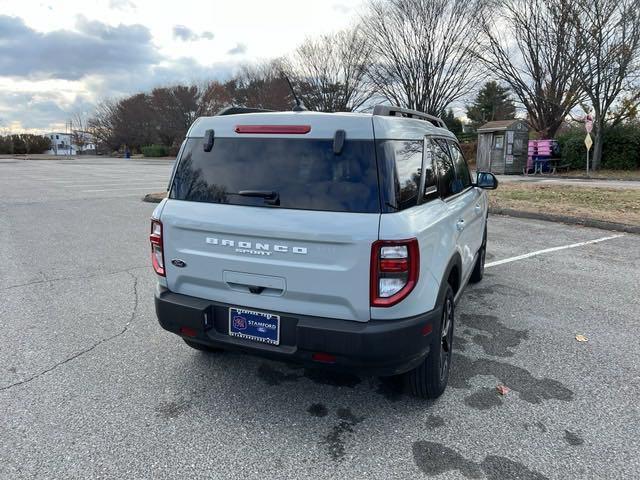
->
[[205, 237, 308, 256]]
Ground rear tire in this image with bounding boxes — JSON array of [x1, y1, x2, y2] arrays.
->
[[405, 285, 455, 399], [183, 338, 224, 353], [469, 228, 487, 284]]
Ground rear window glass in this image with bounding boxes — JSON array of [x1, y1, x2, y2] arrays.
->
[[170, 137, 380, 213]]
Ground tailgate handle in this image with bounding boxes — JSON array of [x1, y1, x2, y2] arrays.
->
[[227, 282, 283, 296], [223, 271, 286, 296]]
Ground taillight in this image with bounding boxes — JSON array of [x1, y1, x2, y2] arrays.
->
[[370, 239, 419, 307], [150, 219, 165, 276]]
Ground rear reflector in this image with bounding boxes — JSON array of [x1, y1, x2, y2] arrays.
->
[[421, 324, 433, 336], [312, 352, 336, 364], [179, 326, 197, 337], [380, 258, 409, 272], [235, 125, 311, 134]]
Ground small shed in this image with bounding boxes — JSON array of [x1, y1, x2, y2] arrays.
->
[[476, 119, 529, 174]]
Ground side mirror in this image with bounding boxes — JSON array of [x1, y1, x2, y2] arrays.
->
[[475, 171, 498, 190]]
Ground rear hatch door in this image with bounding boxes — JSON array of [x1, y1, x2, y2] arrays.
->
[[161, 113, 379, 322]]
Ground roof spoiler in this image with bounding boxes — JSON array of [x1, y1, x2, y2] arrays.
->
[[372, 105, 447, 129], [216, 107, 276, 116]]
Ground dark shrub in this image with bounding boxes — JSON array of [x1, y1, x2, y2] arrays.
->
[[0, 134, 51, 154], [141, 144, 169, 157], [601, 125, 640, 170], [556, 132, 585, 169], [556, 124, 640, 170]]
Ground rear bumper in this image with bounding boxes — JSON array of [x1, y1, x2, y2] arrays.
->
[[155, 285, 440, 376]]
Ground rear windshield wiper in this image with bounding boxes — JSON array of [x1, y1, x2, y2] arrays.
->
[[237, 190, 280, 206]]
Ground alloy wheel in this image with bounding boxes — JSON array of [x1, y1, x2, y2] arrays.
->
[[440, 296, 454, 380]]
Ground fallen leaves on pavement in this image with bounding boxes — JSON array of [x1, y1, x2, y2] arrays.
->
[[496, 385, 511, 395], [575, 335, 588, 342]]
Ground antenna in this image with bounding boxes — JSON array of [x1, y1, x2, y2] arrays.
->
[[284, 75, 306, 112]]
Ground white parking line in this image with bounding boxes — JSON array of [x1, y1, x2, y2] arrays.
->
[[486, 234, 625, 268]]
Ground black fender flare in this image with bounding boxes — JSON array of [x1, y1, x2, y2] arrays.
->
[[435, 252, 462, 307]]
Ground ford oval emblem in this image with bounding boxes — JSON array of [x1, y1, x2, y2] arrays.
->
[[171, 259, 187, 268]]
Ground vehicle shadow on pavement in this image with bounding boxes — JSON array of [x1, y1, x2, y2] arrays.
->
[[162, 274, 575, 479]]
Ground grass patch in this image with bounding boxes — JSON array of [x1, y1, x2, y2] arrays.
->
[[489, 184, 640, 225]]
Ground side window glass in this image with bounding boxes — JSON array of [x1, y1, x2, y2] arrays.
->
[[448, 141, 472, 190], [431, 139, 457, 198], [392, 140, 423, 210], [422, 139, 439, 202]]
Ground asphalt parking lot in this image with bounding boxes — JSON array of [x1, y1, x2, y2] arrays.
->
[[1, 157, 639, 479]]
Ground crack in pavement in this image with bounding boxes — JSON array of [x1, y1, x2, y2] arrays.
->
[[0, 265, 149, 292], [0, 270, 141, 392]]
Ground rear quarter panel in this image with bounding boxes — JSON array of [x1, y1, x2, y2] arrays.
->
[[373, 200, 458, 320]]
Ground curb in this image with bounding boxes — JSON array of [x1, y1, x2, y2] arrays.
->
[[551, 174, 640, 182], [143, 192, 166, 203], [489, 207, 640, 234]]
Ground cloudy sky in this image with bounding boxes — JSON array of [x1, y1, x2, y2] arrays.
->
[[0, 0, 365, 133]]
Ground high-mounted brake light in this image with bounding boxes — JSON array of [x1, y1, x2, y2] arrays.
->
[[150, 219, 165, 276], [234, 125, 311, 134], [370, 239, 419, 307]]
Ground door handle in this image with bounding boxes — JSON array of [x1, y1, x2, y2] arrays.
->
[[456, 219, 465, 231]]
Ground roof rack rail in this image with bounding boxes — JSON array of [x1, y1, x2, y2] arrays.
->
[[372, 105, 447, 129], [216, 106, 276, 116]]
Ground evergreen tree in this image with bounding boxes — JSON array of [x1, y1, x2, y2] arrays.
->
[[466, 81, 516, 129], [441, 108, 463, 134]]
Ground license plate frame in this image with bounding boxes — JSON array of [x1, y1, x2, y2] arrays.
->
[[228, 307, 280, 346]]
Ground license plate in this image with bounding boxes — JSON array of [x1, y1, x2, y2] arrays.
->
[[228, 307, 280, 345]]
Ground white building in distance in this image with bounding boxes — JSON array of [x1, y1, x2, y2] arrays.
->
[[45, 131, 96, 155]]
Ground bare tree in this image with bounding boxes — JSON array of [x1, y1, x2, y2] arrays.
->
[[287, 27, 374, 112], [89, 94, 158, 152], [198, 80, 233, 116], [362, 0, 487, 115], [150, 85, 200, 147], [226, 60, 292, 111], [88, 100, 118, 153], [114, 93, 159, 151], [573, 0, 640, 169], [480, 0, 583, 138], [71, 112, 90, 154]]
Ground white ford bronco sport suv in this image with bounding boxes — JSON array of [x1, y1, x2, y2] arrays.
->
[[151, 105, 498, 399]]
